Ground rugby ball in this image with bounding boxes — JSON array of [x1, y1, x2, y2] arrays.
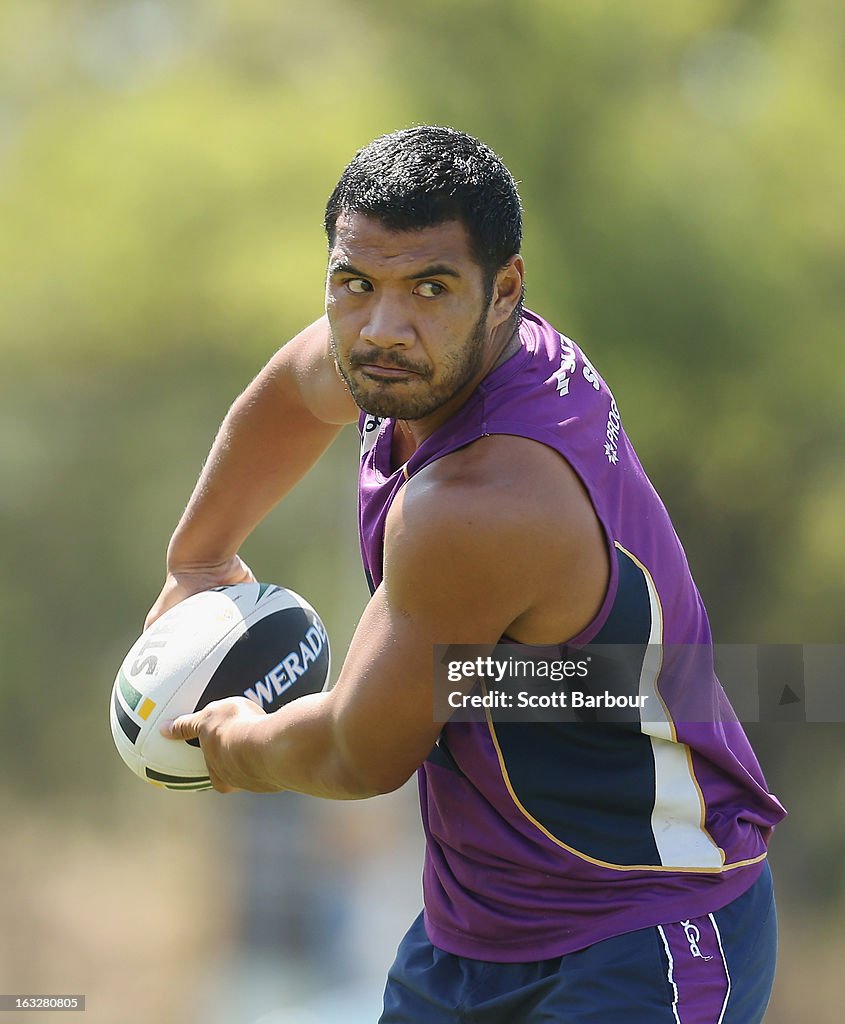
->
[[110, 583, 330, 790]]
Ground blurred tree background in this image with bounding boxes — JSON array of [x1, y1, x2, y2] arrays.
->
[[0, 1, 842, 1021]]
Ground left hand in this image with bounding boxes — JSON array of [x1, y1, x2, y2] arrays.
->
[[160, 697, 269, 793]]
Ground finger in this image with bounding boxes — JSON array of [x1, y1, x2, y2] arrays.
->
[[159, 715, 202, 741]]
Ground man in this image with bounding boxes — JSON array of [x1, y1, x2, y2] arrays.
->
[[148, 126, 785, 1022]]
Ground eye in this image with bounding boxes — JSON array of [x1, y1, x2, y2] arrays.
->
[[346, 278, 372, 294], [414, 281, 444, 298]]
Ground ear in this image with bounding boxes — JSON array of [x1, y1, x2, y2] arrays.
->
[[490, 255, 525, 326]]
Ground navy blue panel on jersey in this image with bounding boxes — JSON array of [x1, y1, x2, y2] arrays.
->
[[427, 732, 466, 777], [490, 546, 660, 866], [592, 545, 653, 647], [492, 721, 660, 864]]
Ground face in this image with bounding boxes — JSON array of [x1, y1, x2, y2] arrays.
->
[[325, 213, 495, 422]]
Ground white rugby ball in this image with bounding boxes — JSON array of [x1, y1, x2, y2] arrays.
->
[[110, 583, 330, 790]]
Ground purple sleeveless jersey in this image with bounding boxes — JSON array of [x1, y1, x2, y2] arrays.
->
[[357, 309, 786, 961]]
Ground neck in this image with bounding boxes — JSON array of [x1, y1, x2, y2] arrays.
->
[[397, 318, 521, 451]]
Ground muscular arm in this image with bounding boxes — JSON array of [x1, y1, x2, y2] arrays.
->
[[146, 317, 358, 624], [164, 434, 609, 797]]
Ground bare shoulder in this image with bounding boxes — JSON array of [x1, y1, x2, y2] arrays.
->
[[384, 434, 610, 644], [266, 316, 359, 425]]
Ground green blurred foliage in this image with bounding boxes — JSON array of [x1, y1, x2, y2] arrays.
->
[[0, 0, 842, 922]]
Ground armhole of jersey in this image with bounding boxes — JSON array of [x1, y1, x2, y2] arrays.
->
[[466, 422, 621, 648], [403, 420, 622, 648]]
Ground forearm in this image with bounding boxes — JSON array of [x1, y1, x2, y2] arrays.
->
[[226, 693, 391, 800]]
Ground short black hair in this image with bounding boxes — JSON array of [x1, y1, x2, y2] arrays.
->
[[324, 126, 523, 290]]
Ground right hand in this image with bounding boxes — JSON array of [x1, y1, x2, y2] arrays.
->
[[144, 554, 257, 631]]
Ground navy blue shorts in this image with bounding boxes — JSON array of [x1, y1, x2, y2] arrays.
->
[[380, 863, 776, 1023]]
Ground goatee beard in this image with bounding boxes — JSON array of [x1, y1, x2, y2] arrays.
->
[[331, 308, 489, 421]]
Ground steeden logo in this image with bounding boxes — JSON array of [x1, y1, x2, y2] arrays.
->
[[360, 415, 383, 458]]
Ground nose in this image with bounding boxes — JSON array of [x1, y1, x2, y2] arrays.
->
[[362, 294, 415, 350]]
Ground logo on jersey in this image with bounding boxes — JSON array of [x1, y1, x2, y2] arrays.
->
[[553, 334, 578, 396], [581, 352, 602, 391], [360, 415, 383, 459], [604, 397, 621, 465], [681, 920, 714, 961]]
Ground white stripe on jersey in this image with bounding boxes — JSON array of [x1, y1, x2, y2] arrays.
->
[[621, 545, 724, 869]]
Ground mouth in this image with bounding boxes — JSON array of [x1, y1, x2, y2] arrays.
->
[[350, 354, 428, 382], [356, 361, 423, 381]]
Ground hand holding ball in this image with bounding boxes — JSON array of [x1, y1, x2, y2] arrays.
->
[[109, 584, 330, 790]]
